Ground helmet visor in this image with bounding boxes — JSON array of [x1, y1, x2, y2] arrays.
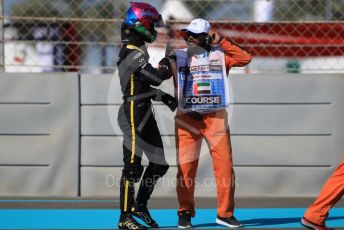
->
[[154, 15, 164, 28]]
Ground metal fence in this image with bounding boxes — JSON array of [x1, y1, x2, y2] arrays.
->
[[1, 0, 344, 73]]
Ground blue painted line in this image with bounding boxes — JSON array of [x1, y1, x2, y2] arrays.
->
[[0, 208, 343, 229]]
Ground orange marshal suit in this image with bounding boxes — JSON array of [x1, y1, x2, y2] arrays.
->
[[174, 39, 251, 218], [304, 154, 344, 225]]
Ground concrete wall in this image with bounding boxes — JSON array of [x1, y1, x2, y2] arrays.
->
[[0, 73, 343, 197], [0, 73, 79, 196]]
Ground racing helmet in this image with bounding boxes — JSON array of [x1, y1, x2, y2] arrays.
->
[[124, 2, 164, 43]]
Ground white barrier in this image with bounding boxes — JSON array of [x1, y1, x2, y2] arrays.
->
[[1, 73, 343, 197]]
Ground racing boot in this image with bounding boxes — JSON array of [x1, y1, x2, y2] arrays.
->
[[131, 203, 158, 228], [118, 212, 147, 230]]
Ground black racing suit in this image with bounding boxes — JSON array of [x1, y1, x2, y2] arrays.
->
[[117, 35, 173, 213]]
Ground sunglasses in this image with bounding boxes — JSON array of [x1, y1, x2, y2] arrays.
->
[[184, 32, 208, 40]]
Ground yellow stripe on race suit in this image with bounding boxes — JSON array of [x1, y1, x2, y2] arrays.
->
[[126, 44, 144, 54], [130, 75, 135, 164], [123, 180, 129, 212]]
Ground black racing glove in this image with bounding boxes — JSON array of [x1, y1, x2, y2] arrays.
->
[[158, 57, 172, 71], [161, 93, 178, 112], [153, 89, 178, 112], [187, 111, 203, 121], [165, 50, 177, 62]]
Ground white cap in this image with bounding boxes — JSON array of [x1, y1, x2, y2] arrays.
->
[[182, 18, 211, 34]]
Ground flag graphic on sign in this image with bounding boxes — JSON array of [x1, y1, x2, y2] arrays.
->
[[193, 82, 211, 95]]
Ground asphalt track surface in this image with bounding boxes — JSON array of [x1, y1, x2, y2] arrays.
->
[[0, 197, 343, 229]]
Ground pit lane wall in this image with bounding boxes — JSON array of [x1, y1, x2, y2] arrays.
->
[[0, 73, 343, 197]]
